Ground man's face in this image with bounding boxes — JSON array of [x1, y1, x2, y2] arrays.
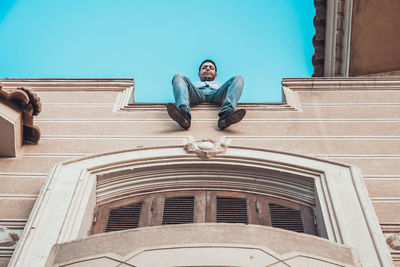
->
[[198, 62, 217, 81]]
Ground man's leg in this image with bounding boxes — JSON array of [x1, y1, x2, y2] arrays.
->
[[168, 74, 205, 129], [207, 76, 246, 129], [172, 73, 205, 113]]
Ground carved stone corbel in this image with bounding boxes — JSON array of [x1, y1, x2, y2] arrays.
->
[[0, 85, 42, 144], [0, 226, 20, 247], [386, 233, 400, 250], [184, 138, 229, 159]]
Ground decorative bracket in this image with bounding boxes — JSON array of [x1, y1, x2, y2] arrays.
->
[[0, 226, 20, 247], [184, 137, 229, 159], [386, 233, 400, 250], [0, 85, 42, 144]]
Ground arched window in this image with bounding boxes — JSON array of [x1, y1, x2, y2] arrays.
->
[[10, 146, 392, 267]]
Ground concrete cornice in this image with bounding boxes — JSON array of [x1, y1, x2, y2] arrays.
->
[[283, 77, 400, 89], [313, 0, 353, 77], [0, 78, 134, 91], [0, 78, 136, 111]]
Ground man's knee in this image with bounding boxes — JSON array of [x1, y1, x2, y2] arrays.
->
[[232, 76, 244, 87], [233, 75, 243, 82], [172, 73, 185, 83]]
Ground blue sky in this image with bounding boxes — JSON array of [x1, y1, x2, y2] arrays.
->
[[0, 0, 315, 102]]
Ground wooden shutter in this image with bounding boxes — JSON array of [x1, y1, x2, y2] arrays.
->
[[95, 191, 318, 237], [162, 196, 195, 224], [269, 203, 304, 233], [105, 202, 142, 232], [216, 197, 248, 223]]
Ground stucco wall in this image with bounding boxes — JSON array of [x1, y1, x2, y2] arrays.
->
[[350, 0, 400, 76], [0, 77, 399, 266]]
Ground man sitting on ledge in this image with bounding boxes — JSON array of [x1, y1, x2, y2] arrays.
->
[[167, 59, 246, 129]]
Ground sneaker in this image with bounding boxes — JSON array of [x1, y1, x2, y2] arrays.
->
[[218, 109, 246, 129], [166, 103, 191, 129]]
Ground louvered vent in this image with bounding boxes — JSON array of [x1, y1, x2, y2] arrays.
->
[[216, 197, 248, 223], [105, 202, 142, 232], [162, 196, 195, 224], [269, 203, 304, 232]]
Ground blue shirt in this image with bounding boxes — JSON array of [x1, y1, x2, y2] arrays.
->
[[193, 81, 222, 90]]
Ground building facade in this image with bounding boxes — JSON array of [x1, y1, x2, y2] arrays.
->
[[1, 0, 400, 266]]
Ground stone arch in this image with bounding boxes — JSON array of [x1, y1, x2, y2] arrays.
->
[[9, 146, 392, 266]]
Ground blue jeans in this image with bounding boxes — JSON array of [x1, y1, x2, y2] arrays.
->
[[172, 73, 244, 116]]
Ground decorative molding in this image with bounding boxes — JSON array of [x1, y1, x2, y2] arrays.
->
[[0, 85, 42, 144], [9, 146, 393, 266], [1, 77, 301, 113], [95, 161, 316, 207], [387, 233, 400, 250], [184, 138, 228, 159], [0, 78, 134, 91], [46, 224, 361, 267], [0, 220, 27, 229], [381, 224, 400, 233], [312, 0, 326, 77], [0, 78, 135, 112], [282, 77, 400, 89], [0, 226, 20, 247], [312, 0, 353, 77], [124, 102, 296, 111], [4, 77, 400, 117], [0, 220, 26, 256], [113, 86, 134, 111], [324, 0, 353, 77], [341, 0, 353, 76]]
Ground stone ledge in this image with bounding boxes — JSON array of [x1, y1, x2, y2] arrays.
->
[[47, 223, 360, 267]]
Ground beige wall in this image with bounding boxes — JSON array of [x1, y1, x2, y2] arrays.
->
[[0, 78, 399, 266], [350, 0, 400, 76]]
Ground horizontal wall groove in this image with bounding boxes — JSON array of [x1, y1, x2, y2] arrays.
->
[[123, 105, 296, 111], [41, 103, 115, 107], [34, 118, 400, 122], [381, 223, 400, 232], [0, 174, 47, 178], [38, 135, 400, 140], [21, 153, 88, 157], [0, 195, 37, 199], [0, 219, 27, 225], [363, 176, 400, 180], [36, 134, 400, 140], [371, 198, 400, 202], [40, 135, 188, 139], [315, 155, 400, 158], [20, 155, 77, 159], [0, 173, 48, 176], [302, 103, 400, 107], [0, 248, 15, 257], [229, 136, 400, 140], [20, 153, 400, 158], [34, 120, 400, 125]]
